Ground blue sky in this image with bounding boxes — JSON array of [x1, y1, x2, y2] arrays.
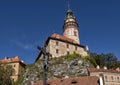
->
[[0, 0, 120, 64]]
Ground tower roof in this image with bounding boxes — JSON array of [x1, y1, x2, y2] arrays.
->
[[67, 8, 72, 14], [66, 8, 75, 19]]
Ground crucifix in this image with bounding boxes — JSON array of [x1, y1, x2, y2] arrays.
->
[[37, 46, 50, 85]]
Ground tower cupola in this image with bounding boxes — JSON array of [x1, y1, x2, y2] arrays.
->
[[67, 8, 74, 18], [63, 8, 80, 44]]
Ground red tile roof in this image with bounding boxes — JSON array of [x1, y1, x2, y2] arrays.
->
[[35, 33, 85, 62], [89, 68, 120, 73], [51, 33, 77, 44], [0, 56, 24, 64], [33, 76, 99, 85]]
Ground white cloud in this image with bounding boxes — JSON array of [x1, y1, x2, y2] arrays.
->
[[10, 39, 35, 51]]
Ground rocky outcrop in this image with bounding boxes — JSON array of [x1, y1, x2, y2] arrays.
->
[[22, 56, 90, 85]]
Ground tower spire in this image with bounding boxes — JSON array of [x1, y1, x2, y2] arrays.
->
[[63, 1, 80, 44], [68, 0, 70, 9], [66, 0, 74, 19]]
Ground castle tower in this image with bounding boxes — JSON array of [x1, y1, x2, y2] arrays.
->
[[63, 8, 80, 44]]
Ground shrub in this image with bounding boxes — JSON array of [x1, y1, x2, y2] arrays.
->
[[84, 56, 97, 67], [64, 52, 81, 60]]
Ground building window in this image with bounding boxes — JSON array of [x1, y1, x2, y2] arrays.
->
[[117, 77, 120, 82], [67, 51, 70, 55], [14, 64, 16, 67], [56, 41, 59, 46], [12, 70, 16, 75], [111, 76, 114, 82], [46, 83, 50, 85], [56, 49, 58, 54], [67, 44, 69, 48], [75, 46, 77, 50], [12, 78, 14, 81], [105, 76, 108, 82]]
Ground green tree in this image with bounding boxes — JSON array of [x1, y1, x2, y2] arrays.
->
[[90, 52, 119, 69], [90, 53, 105, 67], [0, 63, 14, 85], [104, 53, 117, 68], [84, 56, 97, 67]]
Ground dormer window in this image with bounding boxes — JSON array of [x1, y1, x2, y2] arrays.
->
[[71, 80, 77, 84], [47, 83, 50, 85]]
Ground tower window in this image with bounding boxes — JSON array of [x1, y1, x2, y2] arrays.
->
[[56, 41, 59, 46], [56, 49, 59, 54], [67, 44, 69, 48], [74, 31, 77, 36]]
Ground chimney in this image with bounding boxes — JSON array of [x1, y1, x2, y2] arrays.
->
[[4, 56, 8, 60], [103, 66, 107, 70], [99, 76, 103, 85], [116, 67, 120, 72], [8, 58, 11, 61], [15, 56, 19, 58], [21, 60, 24, 63], [96, 65, 100, 69], [85, 45, 89, 51], [65, 76, 69, 78]]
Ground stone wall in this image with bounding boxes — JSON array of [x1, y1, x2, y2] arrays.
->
[[47, 39, 88, 58], [22, 55, 90, 85], [8, 63, 19, 81], [8, 62, 25, 82]]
